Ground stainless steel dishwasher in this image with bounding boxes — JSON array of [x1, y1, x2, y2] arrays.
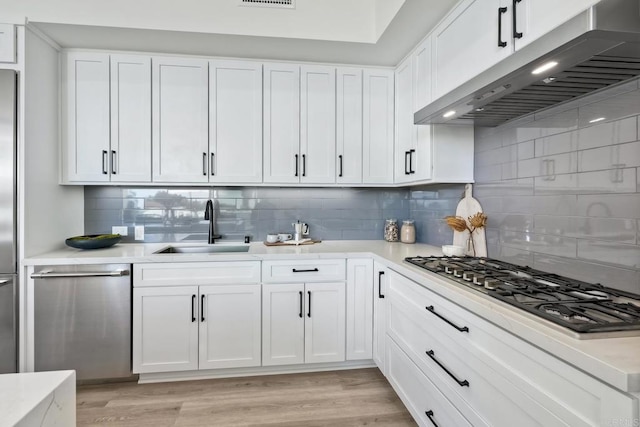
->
[[31, 264, 132, 380]]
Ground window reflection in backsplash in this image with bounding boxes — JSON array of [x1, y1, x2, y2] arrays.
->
[[85, 187, 413, 243]]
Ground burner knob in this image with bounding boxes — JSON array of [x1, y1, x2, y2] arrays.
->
[[444, 266, 454, 274], [484, 279, 499, 290], [462, 271, 474, 282], [473, 274, 485, 286], [453, 268, 463, 278]]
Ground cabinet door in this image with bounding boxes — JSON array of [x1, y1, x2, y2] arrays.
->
[[336, 67, 362, 184], [514, 0, 600, 51], [372, 262, 388, 374], [110, 54, 151, 182], [263, 63, 300, 184], [199, 284, 261, 370], [0, 24, 16, 63], [152, 57, 209, 183], [362, 69, 395, 184], [63, 52, 110, 183], [394, 56, 416, 184], [262, 283, 305, 366], [304, 282, 346, 364], [413, 37, 432, 111], [432, 0, 511, 100], [300, 65, 336, 184], [209, 60, 263, 183], [346, 259, 373, 360], [133, 286, 199, 373]]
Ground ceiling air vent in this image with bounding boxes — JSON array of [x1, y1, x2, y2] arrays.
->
[[239, 0, 295, 9]]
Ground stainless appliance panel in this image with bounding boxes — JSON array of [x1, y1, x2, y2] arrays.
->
[[0, 274, 16, 373], [33, 264, 132, 380], [0, 70, 16, 274]]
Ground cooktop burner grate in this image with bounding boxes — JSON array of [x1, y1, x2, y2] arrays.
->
[[404, 256, 640, 334]]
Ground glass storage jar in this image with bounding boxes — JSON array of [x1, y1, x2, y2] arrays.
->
[[400, 220, 416, 244], [384, 219, 399, 242]]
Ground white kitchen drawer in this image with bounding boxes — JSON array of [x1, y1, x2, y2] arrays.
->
[[134, 262, 261, 287], [389, 294, 565, 427], [0, 24, 16, 63], [261, 259, 346, 283], [386, 337, 473, 427], [388, 271, 639, 426]]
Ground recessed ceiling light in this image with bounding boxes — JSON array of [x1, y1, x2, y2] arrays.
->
[[532, 61, 558, 75], [443, 110, 456, 118], [589, 117, 606, 123]]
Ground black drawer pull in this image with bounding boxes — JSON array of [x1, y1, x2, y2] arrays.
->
[[294, 154, 299, 177], [426, 350, 469, 387], [299, 291, 303, 318], [425, 305, 469, 333], [307, 291, 311, 317], [292, 268, 319, 273], [201, 294, 205, 322], [202, 152, 207, 176], [498, 7, 508, 47], [425, 410, 438, 427], [404, 151, 410, 175], [378, 271, 385, 299], [191, 295, 196, 322], [409, 149, 415, 174], [338, 154, 343, 177], [513, 0, 523, 39], [102, 150, 108, 174], [302, 154, 306, 177]]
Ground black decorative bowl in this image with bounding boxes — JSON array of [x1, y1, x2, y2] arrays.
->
[[65, 234, 122, 250]]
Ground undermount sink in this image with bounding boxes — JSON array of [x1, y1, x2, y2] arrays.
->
[[154, 244, 250, 254]]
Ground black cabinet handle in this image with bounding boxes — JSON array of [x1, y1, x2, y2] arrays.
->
[[513, 0, 523, 39], [404, 151, 410, 175], [295, 154, 299, 177], [307, 290, 311, 317], [111, 150, 117, 174], [498, 7, 508, 47], [425, 305, 469, 332], [302, 154, 306, 177], [191, 295, 196, 322], [425, 410, 438, 427], [299, 291, 303, 318], [210, 153, 215, 176], [409, 149, 415, 174], [201, 294, 205, 322], [202, 152, 207, 176], [292, 268, 319, 273], [378, 271, 385, 299], [102, 150, 108, 174], [426, 350, 469, 387], [338, 155, 343, 177]]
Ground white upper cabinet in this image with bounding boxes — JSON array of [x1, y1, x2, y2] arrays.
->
[[152, 57, 209, 183], [394, 56, 418, 184], [0, 24, 16, 63], [63, 52, 111, 183], [336, 67, 363, 184], [513, 0, 601, 51], [432, 0, 512, 100], [110, 55, 152, 182], [263, 63, 301, 184], [362, 69, 395, 185], [413, 37, 432, 111], [300, 65, 336, 184], [209, 60, 263, 183]]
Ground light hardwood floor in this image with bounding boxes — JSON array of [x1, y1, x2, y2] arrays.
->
[[77, 368, 417, 426]]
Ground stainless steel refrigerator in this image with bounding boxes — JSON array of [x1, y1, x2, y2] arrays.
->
[[0, 69, 17, 374]]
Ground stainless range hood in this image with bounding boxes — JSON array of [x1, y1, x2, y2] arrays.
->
[[415, 0, 640, 127]]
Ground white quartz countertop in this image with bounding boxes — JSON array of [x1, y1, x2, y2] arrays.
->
[[0, 370, 75, 426], [24, 240, 640, 393]]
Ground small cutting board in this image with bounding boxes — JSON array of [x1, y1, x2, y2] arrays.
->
[[263, 239, 321, 247], [452, 184, 487, 257]]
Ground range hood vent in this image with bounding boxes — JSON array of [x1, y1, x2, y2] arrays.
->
[[239, 0, 295, 9], [415, 0, 640, 127]]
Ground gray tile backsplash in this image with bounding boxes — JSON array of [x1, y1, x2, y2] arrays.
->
[[470, 82, 640, 293], [85, 187, 411, 243]]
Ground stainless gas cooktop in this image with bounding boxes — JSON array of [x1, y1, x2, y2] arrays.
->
[[404, 256, 640, 336]]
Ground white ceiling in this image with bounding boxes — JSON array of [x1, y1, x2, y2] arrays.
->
[[25, 0, 457, 66]]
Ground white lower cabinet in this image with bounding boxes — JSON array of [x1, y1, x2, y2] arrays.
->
[[133, 262, 262, 374], [346, 259, 373, 360], [262, 282, 346, 366], [372, 261, 388, 375], [386, 270, 638, 426]]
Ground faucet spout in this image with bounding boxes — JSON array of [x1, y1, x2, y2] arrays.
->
[[204, 199, 221, 244]]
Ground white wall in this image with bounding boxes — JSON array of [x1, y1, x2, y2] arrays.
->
[[3, 0, 385, 43], [23, 26, 83, 257]]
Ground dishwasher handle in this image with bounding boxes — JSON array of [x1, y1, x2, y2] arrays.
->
[[31, 269, 130, 279]]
